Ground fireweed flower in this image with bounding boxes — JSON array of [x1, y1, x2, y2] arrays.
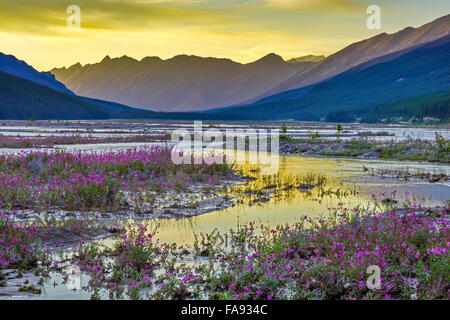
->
[[0, 146, 230, 213]]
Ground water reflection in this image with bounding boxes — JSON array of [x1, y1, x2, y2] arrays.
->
[[136, 155, 449, 245]]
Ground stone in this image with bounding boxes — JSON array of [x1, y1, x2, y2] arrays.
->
[[360, 151, 380, 159]]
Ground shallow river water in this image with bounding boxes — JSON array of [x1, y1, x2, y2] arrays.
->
[[19, 153, 447, 300], [138, 155, 450, 244]]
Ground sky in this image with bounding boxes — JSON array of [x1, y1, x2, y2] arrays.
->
[[0, 0, 449, 71]]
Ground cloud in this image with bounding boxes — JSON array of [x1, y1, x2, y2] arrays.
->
[[0, 0, 238, 36], [261, 0, 366, 12], [0, 0, 368, 35], [1, 0, 446, 71]]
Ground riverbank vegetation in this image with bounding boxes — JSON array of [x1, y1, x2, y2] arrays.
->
[[2, 195, 447, 300], [60, 200, 450, 300], [0, 134, 169, 148], [280, 133, 450, 163], [363, 166, 449, 183], [0, 146, 230, 213]]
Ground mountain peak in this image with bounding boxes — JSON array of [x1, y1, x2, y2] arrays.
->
[[253, 53, 285, 64], [170, 54, 208, 63], [98, 55, 139, 65], [63, 62, 82, 71], [101, 55, 112, 63], [399, 26, 415, 34], [117, 55, 137, 61], [141, 56, 163, 63]]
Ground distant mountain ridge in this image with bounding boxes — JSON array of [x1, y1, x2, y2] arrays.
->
[[0, 53, 73, 95], [0, 51, 162, 119], [287, 55, 325, 64], [50, 14, 450, 113], [50, 53, 316, 112], [0, 67, 235, 120], [255, 14, 450, 100], [210, 34, 450, 121]]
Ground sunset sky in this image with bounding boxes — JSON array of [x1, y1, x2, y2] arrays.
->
[[0, 0, 449, 71]]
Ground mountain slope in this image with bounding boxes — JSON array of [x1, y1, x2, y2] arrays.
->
[[287, 55, 325, 64], [211, 35, 450, 121], [258, 14, 450, 98], [0, 70, 112, 120], [0, 53, 73, 95], [0, 70, 238, 121], [361, 89, 450, 123], [80, 96, 145, 112], [50, 53, 315, 112]]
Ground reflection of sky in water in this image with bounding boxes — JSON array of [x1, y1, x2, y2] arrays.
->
[[128, 155, 450, 245]]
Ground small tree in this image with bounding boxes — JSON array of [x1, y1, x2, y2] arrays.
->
[[435, 132, 449, 153], [336, 124, 343, 142], [280, 123, 289, 141]]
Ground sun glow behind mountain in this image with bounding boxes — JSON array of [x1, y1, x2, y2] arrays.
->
[[0, 0, 449, 71]]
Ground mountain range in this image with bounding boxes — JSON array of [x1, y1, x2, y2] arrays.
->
[[50, 15, 450, 114], [257, 14, 450, 100], [50, 53, 318, 112], [0, 69, 229, 120], [209, 34, 450, 121], [0, 14, 449, 122], [0, 55, 225, 120]]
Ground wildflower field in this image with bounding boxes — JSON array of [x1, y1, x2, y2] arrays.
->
[[0, 134, 169, 148], [1, 198, 447, 300], [0, 146, 229, 213], [0, 139, 448, 301]]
